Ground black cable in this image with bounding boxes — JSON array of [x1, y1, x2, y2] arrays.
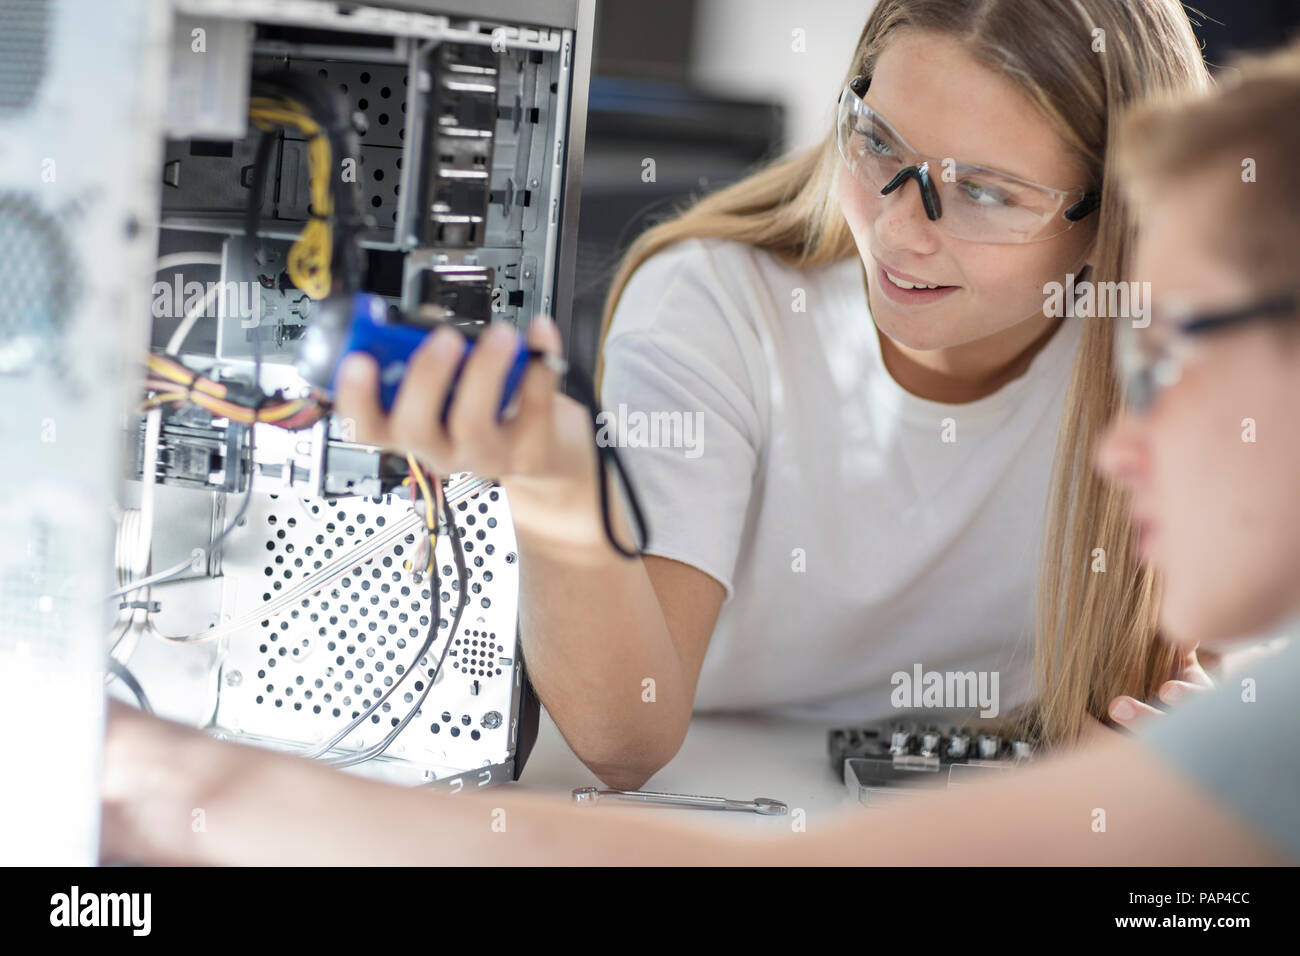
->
[[446, 325, 651, 560], [561, 360, 650, 558], [244, 126, 278, 250], [108, 657, 153, 715]]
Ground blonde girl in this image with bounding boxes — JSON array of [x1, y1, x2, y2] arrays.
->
[[334, 0, 1212, 786]]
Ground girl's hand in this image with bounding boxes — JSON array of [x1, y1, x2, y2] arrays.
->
[[333, 315, 610, 551], [334, 314, 565, 479], [1107, 647, 1214, 729]]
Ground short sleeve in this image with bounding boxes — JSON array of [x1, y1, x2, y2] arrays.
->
[[598, 239, 766, 601], [1136, 625, 1300, 861]]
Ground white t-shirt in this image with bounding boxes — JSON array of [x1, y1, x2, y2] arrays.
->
[[600, 236, 1081, 722]]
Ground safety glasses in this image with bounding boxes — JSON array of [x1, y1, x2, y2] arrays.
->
[[836, 74, 1100, 244], [1115, 289, 1300, 414]]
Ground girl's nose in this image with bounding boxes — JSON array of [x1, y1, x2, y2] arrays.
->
[[873, 181, 942, 256]]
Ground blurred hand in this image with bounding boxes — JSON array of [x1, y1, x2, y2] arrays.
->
[[100, 699, 220, 864], [1108, 646, 1214, 729]]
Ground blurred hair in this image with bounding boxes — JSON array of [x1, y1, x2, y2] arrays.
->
[[1116, 37, 1300, 295]]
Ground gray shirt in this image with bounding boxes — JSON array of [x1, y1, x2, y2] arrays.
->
[[1137, 619, 1300, 861]]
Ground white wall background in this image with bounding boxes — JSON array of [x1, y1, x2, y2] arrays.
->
[[689, 0, 878, 153]]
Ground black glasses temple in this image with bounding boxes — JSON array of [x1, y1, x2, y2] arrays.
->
[[1181, 291, 1300, 337], [1064, 191, 1101, 221]]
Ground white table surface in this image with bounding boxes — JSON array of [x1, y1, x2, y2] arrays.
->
[[511, 709, 860, 833]]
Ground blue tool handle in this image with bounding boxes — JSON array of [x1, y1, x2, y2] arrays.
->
[[328, 294, 530, 422]]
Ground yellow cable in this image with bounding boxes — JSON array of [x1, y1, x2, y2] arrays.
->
[[147, 355, 227, 398], [249, 100, 335, 299], [405, 454, 438, 574]]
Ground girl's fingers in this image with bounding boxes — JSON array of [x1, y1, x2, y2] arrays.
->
[[526, 311, 562, 356], [445, 321, 516, 451], [1108, 694, 1163, 728], [334, 353, 388, 446], [1194, 645, 1223, 674], [1158, 678, 1211, 706], [334, 318, 559, 479], [388, 326, 462, 463], [1179, 647, 1214, 687], [511, 315, 560, 436]]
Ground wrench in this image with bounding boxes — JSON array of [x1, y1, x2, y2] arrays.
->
[[571, 786, 788, 815]]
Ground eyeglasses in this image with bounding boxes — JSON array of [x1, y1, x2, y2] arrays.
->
[[1115, 289, 1300, 414], [836, 74, 1101, 244]]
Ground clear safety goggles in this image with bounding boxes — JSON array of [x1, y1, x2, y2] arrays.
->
[[836, 74, 1100, 244], [1115, 288, 1300, 414]]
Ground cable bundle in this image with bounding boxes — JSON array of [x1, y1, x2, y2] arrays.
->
[[248, 94, 335, 298], [141, 353, 328, 430], [249, 72, 364, 297]]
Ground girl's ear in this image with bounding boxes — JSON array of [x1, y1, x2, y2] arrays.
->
[[1077, 239, 1097, 278]]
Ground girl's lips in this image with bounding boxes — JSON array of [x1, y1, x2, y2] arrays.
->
[[874, 262, 960, 306]]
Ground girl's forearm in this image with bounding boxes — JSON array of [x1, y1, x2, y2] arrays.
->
[[499, 462, 696, 789], [511, 537, 694, 787]]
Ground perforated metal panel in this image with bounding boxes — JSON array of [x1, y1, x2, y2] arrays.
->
[[212, 480, 523, 782], [0, 191, 79, 375], [0, 0, 51, 116], [280, 59, 410, 233]]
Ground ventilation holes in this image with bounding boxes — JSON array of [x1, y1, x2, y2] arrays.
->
[[0, 0, 51, 115], [0, 191, 80, 374], [236, 491, 513, 757]]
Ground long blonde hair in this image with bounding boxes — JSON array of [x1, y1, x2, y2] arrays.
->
[[595, 0, 1211, 745]]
